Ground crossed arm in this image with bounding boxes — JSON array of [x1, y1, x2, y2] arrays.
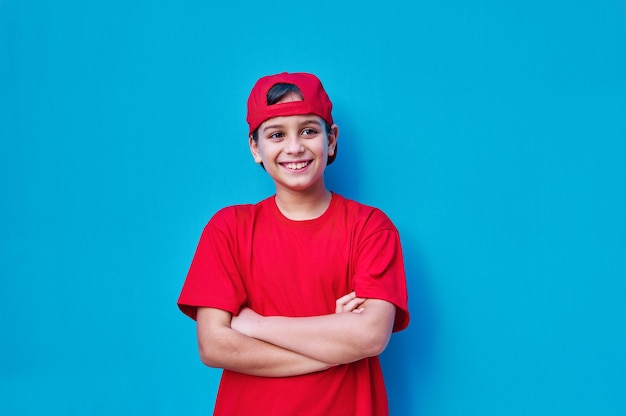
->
[[196, 292, 396, 377]]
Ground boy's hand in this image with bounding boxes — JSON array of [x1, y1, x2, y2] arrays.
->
[[335, 291, 366, 314]]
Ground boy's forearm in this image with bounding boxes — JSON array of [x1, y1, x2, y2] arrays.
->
[[206, 329, 332, 377], [197, 308, 332, 377], [233, 299, 396, 365]]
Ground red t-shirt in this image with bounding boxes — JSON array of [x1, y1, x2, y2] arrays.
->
[[178, 193, 409, 415]]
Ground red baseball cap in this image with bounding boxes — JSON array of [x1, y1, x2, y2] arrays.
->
[[246, 72, 334, 135]]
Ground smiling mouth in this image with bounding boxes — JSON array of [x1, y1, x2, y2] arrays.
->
[[281, 161, 311, 171]]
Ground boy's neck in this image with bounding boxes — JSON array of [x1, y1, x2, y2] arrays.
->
[[274, 186, 332, 221]]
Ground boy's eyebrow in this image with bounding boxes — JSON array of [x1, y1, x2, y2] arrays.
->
[[262, 118, 322, 132], [262, 123, 285, 131], [300, 119, 323, 127]]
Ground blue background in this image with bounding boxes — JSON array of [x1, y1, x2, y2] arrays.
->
[[1, 0, 625, 414]]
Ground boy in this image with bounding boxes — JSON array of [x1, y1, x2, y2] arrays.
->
[[178, 72, 409, 415]]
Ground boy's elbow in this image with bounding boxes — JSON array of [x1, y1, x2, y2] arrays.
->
[[347, 324, 391, 360], [361, 332, 391, 357], [197, 329, 230, 368], [198, 343, 215, 367], [198, 343, 223, 368], [357, 301, 395, 357], [196, 308, 234, 368]]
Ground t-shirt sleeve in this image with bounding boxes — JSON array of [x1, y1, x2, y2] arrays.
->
[[353, 210, 410, 332], [177, 210, 247, 320]]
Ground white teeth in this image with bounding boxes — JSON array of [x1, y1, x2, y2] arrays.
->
[[284, 161, 308, 170]]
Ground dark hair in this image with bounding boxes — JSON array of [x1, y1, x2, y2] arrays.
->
[[251, 83, 337, 166]]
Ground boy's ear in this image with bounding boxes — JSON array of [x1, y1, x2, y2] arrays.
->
[[327, 124, 339, 156], [249, 136, 263, 164]]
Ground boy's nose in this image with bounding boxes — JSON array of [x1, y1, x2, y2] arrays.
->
[[285, 134, 304, 154]]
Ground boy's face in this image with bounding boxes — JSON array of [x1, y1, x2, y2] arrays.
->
[[249, 113, 338, 194]]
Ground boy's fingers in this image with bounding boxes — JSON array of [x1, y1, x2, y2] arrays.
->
[[335, 292, 356, 313], [335, 291, 366, 313], [335, 291, 357, 304], [345, 297, 366, 310]]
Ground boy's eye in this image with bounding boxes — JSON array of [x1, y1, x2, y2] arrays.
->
[[269, 132, 284, 140], [302, 128, 318, 136]]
